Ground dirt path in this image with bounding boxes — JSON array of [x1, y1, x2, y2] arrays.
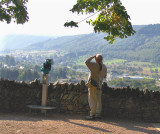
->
[[0, 113, 159, 134]]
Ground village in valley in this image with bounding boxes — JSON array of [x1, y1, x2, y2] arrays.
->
[[0, 49, 160, 91]]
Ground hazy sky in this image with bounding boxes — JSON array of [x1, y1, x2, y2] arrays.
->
[[0, 0, 160, 36]]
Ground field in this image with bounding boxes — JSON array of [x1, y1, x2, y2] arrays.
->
[[104, 59, 127, 65], [76, 58, 127, 66], [75, 57, 160, 76]]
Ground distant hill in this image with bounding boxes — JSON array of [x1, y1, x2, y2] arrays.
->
[[24, 25, 148, 53], [24, 24, 160, 64], [1, 24, 160, 64], [0, 34, 52, 52]]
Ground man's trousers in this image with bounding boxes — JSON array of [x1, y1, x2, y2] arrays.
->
[[88, 88, 102, 116]]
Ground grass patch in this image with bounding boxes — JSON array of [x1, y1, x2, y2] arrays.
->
[[76, 58, 127, 66], [105, 58, 127, 65], [144, 67, 160, 71], [127, 61, 153, 66]]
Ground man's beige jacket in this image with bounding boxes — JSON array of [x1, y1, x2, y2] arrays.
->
[[85, 56, 107, 88]]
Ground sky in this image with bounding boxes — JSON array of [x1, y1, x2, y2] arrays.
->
[[0, 0, 160, 37]]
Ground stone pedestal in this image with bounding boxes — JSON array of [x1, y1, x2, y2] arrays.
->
[[41, 74, 49, 114]]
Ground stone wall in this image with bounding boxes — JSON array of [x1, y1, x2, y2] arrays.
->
[[0, 79, 160, 122]]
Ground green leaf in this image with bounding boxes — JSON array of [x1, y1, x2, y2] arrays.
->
[[64, 21, 78, 28]]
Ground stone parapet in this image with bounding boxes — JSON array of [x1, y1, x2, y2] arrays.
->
[[0, 79, 160, 122]]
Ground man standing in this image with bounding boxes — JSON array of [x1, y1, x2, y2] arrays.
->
[[85, 54, 107, 120]]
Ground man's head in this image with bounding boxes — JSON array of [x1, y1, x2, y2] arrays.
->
[[95, 54, 103, 63]]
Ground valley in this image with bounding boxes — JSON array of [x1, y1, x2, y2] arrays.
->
[[0, 24, 160, 90]]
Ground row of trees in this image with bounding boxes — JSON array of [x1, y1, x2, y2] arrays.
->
[[0, 55, 16, 66], [108, 78, 160, 91], [49, 67, 87, 82], [0, 68, 40, 82], [0, 67, 88, 83]]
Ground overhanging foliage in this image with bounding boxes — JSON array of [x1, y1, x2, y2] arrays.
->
[[0, 0, 28, 24], [65, 0, 135, 43]]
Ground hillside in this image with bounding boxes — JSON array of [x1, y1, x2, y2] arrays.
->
[[1, 24, 160, 64], [0, 34, 51, 52], [24, 25, 145, 51], [25, 24, 160, 64]]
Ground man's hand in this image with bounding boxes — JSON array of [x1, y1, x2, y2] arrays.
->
[[93, 55, 96, 60]]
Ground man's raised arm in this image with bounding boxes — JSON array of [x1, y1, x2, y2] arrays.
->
[[85, 56, 96, 69]]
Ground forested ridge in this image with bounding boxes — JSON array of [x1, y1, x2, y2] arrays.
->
[[24, 24, 160, 64]]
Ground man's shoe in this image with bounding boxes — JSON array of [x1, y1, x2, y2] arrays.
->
[[95, 115, 102, 119], [85, 115, 95, 120], [95, 116, 102, 119]]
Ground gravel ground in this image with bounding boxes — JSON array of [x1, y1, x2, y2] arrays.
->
[[0, 112, 159, 134]]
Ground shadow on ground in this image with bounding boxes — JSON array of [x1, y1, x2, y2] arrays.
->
[[0, 112, 159, 134]]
